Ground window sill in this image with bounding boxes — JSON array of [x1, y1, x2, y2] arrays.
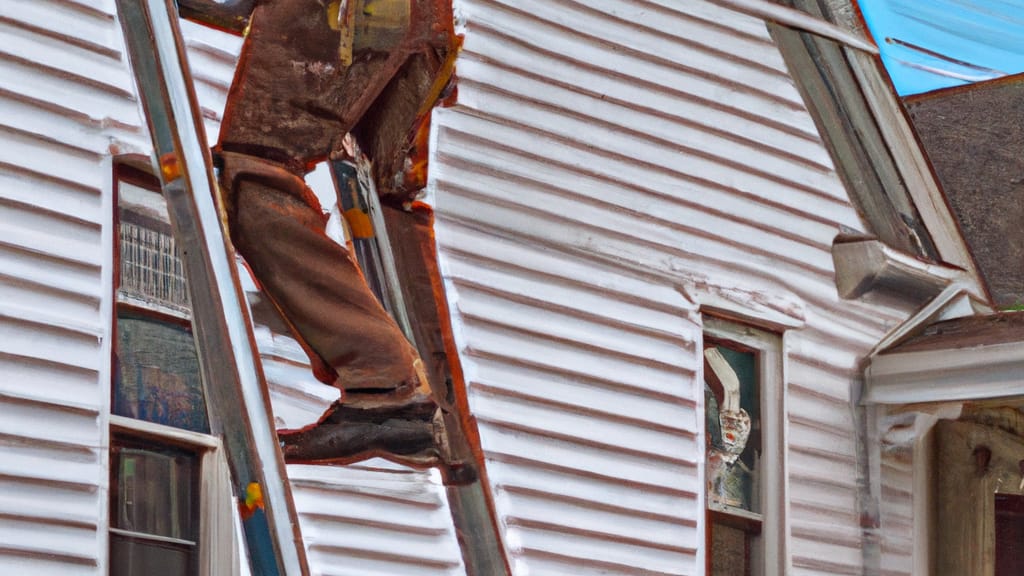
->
[[110, 414, 220, 450]]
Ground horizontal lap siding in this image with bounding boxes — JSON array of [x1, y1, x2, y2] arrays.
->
[[435, 219, 703, 575], [287, 464, 465, 576], [878, 445, 915, 576], [432, 0, 912, 573], [179, 19, 240, 145], [0, 0, 136, 573]]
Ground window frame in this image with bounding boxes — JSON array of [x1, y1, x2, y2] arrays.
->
[[108, 161, 239, 576], [701, 316, 787, 576], [108, 419, 204, 575]]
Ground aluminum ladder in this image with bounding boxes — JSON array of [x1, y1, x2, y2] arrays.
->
[[115, 1, 309, 574]]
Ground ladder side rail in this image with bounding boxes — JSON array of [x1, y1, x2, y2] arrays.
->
[[116, 2, 310, 574], [328, 160, 511, 576]]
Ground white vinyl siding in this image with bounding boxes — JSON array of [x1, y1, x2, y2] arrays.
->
[[0, 0, 136, 573], [429, 0, 917, 574]]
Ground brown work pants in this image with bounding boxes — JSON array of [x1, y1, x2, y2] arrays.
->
[[218, 152, 421, 395]]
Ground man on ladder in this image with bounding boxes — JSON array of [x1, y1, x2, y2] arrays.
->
[[181, 0, 458, 470]]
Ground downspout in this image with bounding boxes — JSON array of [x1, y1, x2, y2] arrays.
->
[[852, 378, 881, 576]]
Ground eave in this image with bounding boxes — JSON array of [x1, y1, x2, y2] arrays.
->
[[865, 312, 1024, 404], [866, 340, 1024, 405]]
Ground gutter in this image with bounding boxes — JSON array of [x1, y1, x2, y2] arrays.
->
[[867, 339, 1024, 404]]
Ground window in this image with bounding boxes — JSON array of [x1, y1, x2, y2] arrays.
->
[[995, 494, 1024, 576], [109, 437, 200, 576], [703, 317, 785, 576], [109, 163, 238, 576]]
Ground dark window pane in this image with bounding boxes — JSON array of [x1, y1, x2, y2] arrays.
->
[[110, 532, 193, 576], [112, 442, 197, 541], [705, 342, 760, 513], [115, 314, 209, 433], [996, 493, 1024, 576]]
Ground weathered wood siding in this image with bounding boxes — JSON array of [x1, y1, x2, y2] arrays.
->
[[429, 0, 916, 574]]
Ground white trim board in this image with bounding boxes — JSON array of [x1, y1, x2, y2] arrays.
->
[[865, 341, 1024, 404]]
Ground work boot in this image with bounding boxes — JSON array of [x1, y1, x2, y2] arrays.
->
[[278, 399, 461, 474]]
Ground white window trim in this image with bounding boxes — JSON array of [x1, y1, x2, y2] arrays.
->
[[109, 415, 241, 576], [701, 316, 789, 576]]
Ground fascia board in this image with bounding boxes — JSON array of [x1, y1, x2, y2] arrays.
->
[[864, 340, 1024, 404], [837, 11, 989, 298]]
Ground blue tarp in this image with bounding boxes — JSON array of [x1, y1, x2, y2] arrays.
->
[[858, 0, 1024, 95]]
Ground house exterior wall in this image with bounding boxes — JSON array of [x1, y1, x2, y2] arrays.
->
[[0, 0, 948, 575], [288, 464, 465, 576], [427, 0, 920, 574]]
